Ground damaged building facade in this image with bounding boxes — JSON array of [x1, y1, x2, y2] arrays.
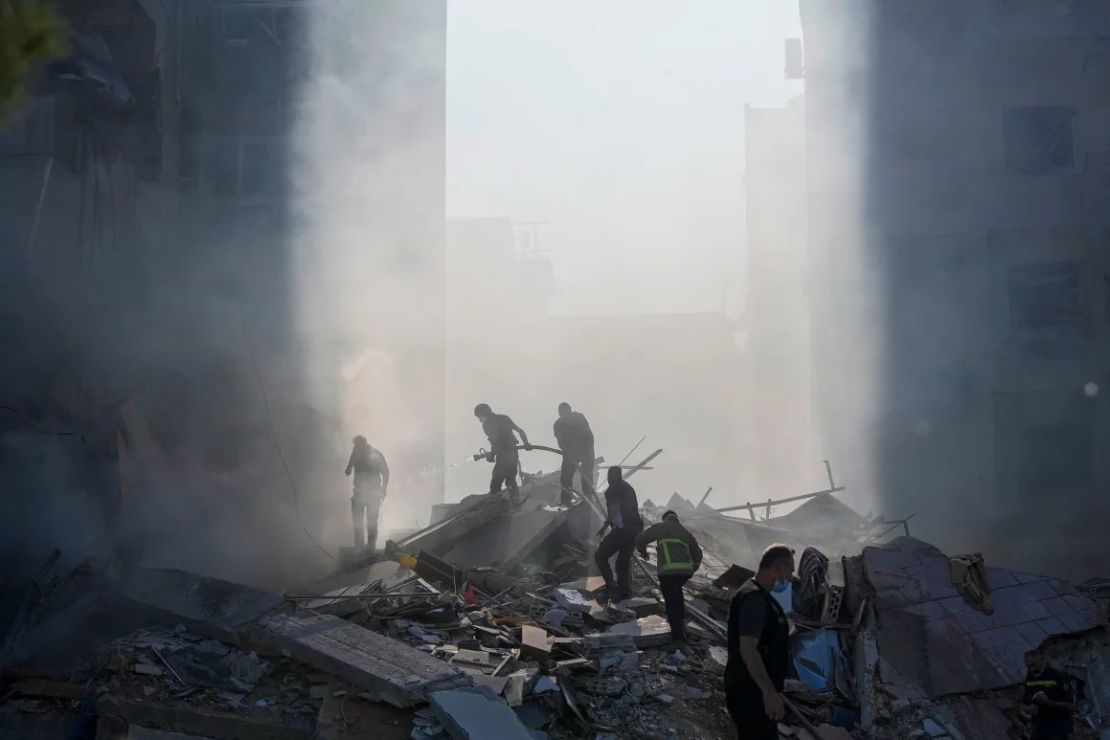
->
[[800, 0, 1110, 578], [0, 0, 447, 578]]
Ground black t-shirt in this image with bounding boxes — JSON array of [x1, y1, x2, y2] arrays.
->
[[1024, 666, 1074, 735], [605, 479, 642, 530], [726, 579, 790, 694], [483, 414, 519, 453], [554, 412, 594, 455]]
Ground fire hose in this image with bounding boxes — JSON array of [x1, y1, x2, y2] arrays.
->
[[471, 444, 565, 461]]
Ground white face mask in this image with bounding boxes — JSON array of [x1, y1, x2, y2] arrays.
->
[[771, 579, 789, 593]]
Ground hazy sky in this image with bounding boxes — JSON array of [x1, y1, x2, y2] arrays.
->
[[446, 0, 803, 314]]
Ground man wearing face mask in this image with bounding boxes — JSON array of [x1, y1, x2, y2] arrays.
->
[[725, 544, 796, 739]]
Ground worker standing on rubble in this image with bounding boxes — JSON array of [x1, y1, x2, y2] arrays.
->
[[345, 435, 389, 551], [635, 510, 702, 647], [725, 544, 795, 740], [474, 403, 531, 504], [595, 465, 642, 604], [1023, 647, 1077, 740], [553, 401, 595, 506]]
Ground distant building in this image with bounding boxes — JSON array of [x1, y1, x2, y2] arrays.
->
[[801, 0, 1110, 576], [742, 96, 817, 496]]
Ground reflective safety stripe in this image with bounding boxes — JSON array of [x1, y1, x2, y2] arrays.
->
[[658, 537, 694, 573]]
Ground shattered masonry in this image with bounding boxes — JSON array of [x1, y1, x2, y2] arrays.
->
[[1, 464, 1107, 740]]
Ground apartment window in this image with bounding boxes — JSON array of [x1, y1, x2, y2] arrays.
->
[[1008, 262, 1085, 329], [1004, 106, 1075, 175]]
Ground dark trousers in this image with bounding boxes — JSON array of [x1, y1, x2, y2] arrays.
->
[[659, 573, 692, 641], [595, 526, 640, 599], [725, 685, 778, 740], [559, 452, 595, 505], [489, 453, 519, 498], [1031, 724, 1072, 740]]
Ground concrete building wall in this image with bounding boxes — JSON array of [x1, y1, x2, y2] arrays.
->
[[0, 0, 446, 581], [801, 0, 1110, 577]]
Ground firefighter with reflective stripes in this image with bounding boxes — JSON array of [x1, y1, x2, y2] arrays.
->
[[636, 510, 703, 646]]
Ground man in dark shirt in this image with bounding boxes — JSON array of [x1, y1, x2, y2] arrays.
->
[[594, 466, 643, 603], [474, 403, 530, 503], [726, 544, 795, 740], [1023, 648, 1076, 740], [344, 435, 390, 550], [553, 402, 596, 506]]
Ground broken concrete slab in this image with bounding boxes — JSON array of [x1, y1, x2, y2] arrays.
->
[[519, 625, 550, 661], [439, 506, 567, 570], [97, 695, 314, 740], [583, 633, 635, 651], [392, 490, 515, 559], [244, 610, 470, 707], [450, 649, 492, 667], [706, 645, 728, 674], [471, 674, 509, 695], [121, 569, 283, 641], [616, 597, 661, 618], [863, 544, 1103, 697], [605, 615, 672, 649], [552, 588, 593, 614], [430, 687, 533, 740]]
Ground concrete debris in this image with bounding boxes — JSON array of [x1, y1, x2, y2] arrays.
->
[[246, 610, 470, 707], [598, 650, 640, 673], [519, 625, 551, 661], [121, 568, 284, 641], [605, 615, 672, 649], [430, 687, 534, 740], [552, 588, 593, 614], [3, 463, 1107, 740]]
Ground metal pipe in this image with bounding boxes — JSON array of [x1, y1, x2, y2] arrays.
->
[[711, 486, 845, 516]]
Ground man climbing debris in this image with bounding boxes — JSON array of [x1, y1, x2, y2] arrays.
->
[[726, 544, 795, 740], [345, 435, 389, 551], [1023, 647, 1077, 740], [474, 403, 530, 503], [636, 510, 703, 647], [553, 401, 596, 506], [595, 465, 642, 604]]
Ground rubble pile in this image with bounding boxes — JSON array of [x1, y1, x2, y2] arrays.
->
[[1, 459, 1107, 739]]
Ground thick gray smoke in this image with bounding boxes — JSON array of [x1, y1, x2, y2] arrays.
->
[[0, 1, 445, 589]]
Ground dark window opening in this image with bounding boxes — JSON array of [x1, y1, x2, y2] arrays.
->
[[1004, 106, 1075, 175]]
